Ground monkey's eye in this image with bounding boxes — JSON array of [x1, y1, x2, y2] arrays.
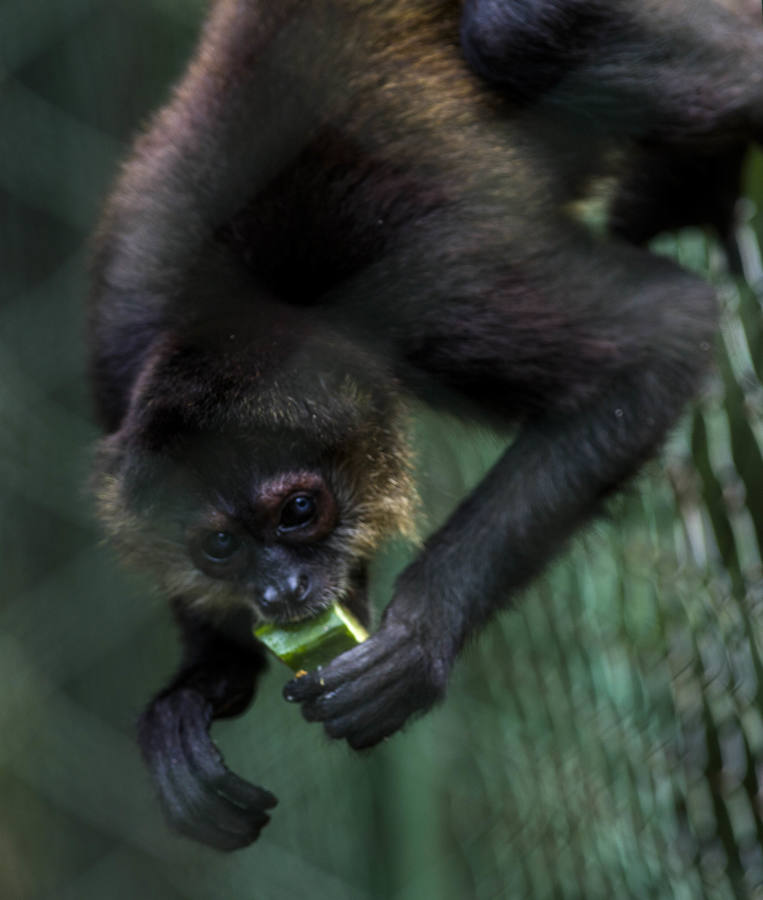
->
[[201, 531, 242, 562], [278, 494, 317, 531]]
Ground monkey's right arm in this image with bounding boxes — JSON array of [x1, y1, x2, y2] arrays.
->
[[137, 605, 276, 851]]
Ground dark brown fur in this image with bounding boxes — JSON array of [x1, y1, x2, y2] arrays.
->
[[90, 0, 763, 849]]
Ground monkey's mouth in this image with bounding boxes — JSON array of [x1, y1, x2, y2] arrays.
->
[[251, 585, 340, 626], [255, 598, 332, 626], [252, 577, 363, 627]]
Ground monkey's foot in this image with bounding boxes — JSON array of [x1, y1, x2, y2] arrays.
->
[[282, 618, 448, 749]]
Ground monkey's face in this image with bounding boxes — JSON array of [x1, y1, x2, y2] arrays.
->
[[181, 463, 352, 623], [95, 435, 366, 624], [92, 324, 418, 623], [94, 406, 417, 625]]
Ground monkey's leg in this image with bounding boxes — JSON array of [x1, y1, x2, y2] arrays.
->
[[461, 0, 763, 141], [462, 1, 761, 249], [138, 604, 275, 850], [286, 227, 717, 749]]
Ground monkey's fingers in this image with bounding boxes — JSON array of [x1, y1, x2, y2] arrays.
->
[[139, 691, 277, 851], [282, 624, 402, 701], [283, 622, 445, 747], [322, 684, 423, 749]]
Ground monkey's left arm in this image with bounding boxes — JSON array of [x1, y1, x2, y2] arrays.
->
[[284, 223, 717, 748]]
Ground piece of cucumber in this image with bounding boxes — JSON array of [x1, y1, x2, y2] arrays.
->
[[254, 603, 369, 672]]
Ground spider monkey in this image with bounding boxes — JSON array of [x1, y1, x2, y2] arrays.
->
[[90, 0, 763, 850]]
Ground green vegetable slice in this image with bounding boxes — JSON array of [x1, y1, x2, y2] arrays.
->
[[254, 603, 369, 671]]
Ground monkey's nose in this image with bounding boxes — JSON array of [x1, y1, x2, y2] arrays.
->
[[259, 573, 311, 615]]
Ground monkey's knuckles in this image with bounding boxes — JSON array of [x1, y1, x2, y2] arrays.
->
[[285, 624, 447, 746]]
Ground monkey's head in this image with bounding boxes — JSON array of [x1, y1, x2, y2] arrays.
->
[[92, 313, 417, 624]]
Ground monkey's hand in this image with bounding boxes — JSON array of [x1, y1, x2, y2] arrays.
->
[[282, 612, 451, 749], [138, 687, 277, 851]]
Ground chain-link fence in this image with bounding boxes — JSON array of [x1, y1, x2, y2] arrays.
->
[[2, 2, 763, 898]]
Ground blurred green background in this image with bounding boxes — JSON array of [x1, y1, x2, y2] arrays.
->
[[2, 2, 763, 898]]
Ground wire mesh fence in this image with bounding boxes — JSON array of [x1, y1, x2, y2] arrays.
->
[[2, 2, 763, 898]]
